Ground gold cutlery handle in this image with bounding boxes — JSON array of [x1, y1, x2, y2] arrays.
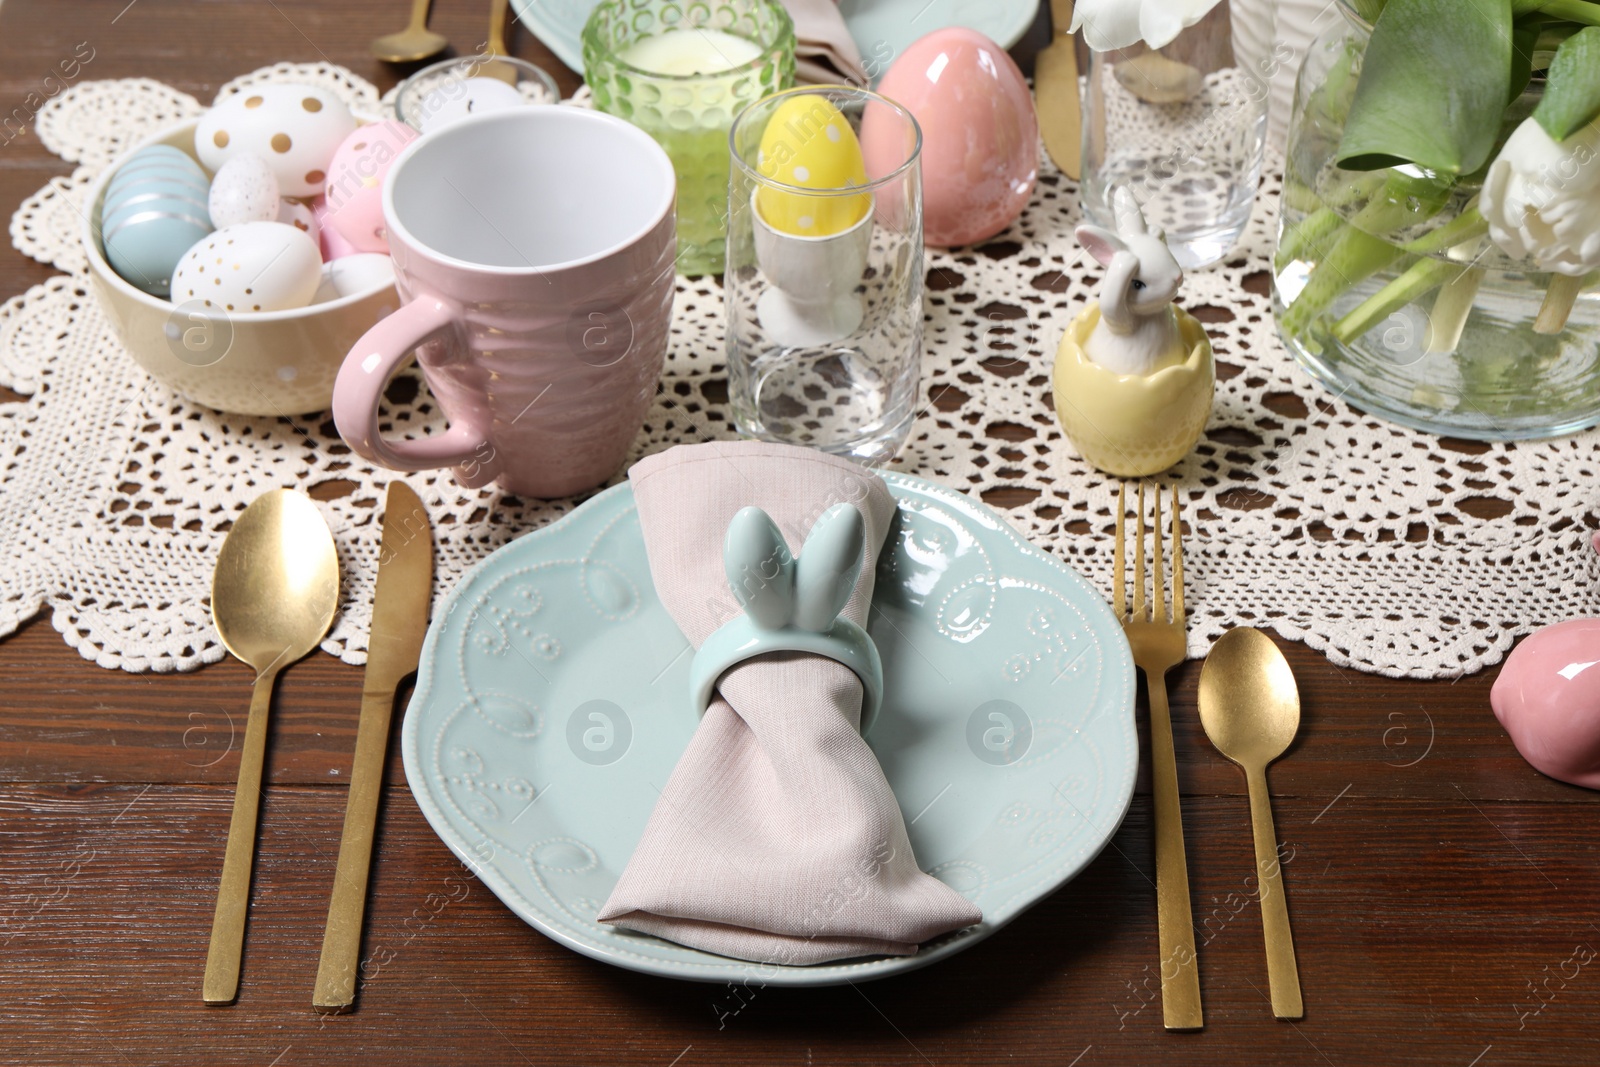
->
[[1247, 765, 1303, 1019], [312, 686, 399, 1012], [1148, 670, 1203, 1030], [203, 667, 279, 1005]]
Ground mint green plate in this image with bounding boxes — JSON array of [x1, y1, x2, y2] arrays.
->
[[513, 0, 1041, 81], [401, 472, 1135, 985]]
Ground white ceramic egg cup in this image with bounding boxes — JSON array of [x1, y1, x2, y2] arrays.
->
[[751, 190, 873, 348]]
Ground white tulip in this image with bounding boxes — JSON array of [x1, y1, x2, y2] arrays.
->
[[1070, 0, 1226, 52], [1481, 116, 1600, 276]]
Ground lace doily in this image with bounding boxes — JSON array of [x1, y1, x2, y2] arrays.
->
[[4, 63, 1596, 678]]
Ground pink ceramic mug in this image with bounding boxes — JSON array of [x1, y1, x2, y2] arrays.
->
[[333, 106, 676, 498]]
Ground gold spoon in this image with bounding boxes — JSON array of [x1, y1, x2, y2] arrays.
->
[[476, 0, 520, 83], [202, 489, 339, 1005], [1197, 627, 1305, 1020], [371, 0, 449, 64]]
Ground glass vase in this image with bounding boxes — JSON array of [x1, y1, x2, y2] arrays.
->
[[1274, 1, 1600, 440]]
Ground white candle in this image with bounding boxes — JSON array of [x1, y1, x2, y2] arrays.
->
[[618, 28, 763, 76]]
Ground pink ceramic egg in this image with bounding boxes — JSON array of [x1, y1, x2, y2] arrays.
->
[[864, 27, 1038, 248], [1491, 618, 1600, 788], [322, 121, 418, 254]]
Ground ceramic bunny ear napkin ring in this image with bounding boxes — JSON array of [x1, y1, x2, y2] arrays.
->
[[1054, 187, 1215, 477], [689, 503, 883, 734]]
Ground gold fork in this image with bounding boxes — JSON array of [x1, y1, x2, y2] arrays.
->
[[1115, 483, 1203, 1031]]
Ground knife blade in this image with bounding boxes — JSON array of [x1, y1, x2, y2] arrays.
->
[[312, 480, 433, 1012], [1035, 0, 1083, 179]]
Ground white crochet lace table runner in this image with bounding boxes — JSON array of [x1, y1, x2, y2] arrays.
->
[[4, 63, 1595, 679]]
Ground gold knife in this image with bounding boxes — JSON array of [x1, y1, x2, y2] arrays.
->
[[312, 481, 433, 1012], [1035, 0, 1082, 179]]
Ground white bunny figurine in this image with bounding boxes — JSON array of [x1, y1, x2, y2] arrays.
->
[[1074, 187, 1187, 376]]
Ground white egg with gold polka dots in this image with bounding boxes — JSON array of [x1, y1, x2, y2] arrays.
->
[[195, 84, 356, 197], [171, 221, 323, 313]]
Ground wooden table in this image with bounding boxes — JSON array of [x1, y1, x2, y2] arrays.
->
[[1, 3, 1595, 1064]]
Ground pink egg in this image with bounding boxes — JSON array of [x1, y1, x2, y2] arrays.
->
[[1491, 618, 1600, 789], [322, 121, 418, 254], [313, 196, 362, 260], [864, 27, 1038, 248]]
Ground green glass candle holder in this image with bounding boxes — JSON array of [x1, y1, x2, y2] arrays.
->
[[584, 0, 795, 276]]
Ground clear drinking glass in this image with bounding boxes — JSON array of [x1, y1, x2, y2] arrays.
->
[[725, 86, 923, 465], [583, 0, 795, 275], [1081, 0, 1275, 269]]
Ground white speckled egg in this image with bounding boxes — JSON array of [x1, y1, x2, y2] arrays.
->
[[417, 77, 523, 134], [171, 221, 322, 313], [312, 252, 395, 303], [196, 84, 357, 197], [100, 144, 213, 296], [207, 153, 280, 228]]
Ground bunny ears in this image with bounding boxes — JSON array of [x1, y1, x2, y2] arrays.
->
[[689, 504, 884, 733], [1075, 186, 1166, 266]]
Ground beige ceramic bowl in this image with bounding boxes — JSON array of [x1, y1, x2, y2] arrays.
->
[[83, 119, 399, 416], [1053, 303, 1215, 477]]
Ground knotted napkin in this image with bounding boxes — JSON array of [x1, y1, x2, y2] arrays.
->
[[786, 0, 869, 84], [597, 442, 982, 964]]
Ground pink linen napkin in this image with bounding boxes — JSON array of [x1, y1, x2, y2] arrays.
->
[[785, 0, 869, 85], [597, 442, 982, 965]]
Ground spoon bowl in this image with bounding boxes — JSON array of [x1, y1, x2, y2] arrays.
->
[[1197, 626, 1305, 1020], [203, 489, 339, 1005], [1197, 627, 1300, 767]]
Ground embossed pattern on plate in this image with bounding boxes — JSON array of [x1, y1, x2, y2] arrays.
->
[[401, 472, 1135, 985]]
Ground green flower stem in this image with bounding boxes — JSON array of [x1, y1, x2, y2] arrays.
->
[[1281, 226, 1402, 338], [1276, 207, 1346, 269], [1400, 205, 1489, 256], [1540, 0, 1600, 26], [1426, 266, 1486, 352], [1533, 272, 1592, 334], [1348, 170, 1452, 239], [1331, 256, 1467, 343]]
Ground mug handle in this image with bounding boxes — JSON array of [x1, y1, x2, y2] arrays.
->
[[332, 296, 497, 487]]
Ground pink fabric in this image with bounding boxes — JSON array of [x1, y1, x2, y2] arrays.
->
[[597, 442, 982, 964], [785, 0, 869, 85]]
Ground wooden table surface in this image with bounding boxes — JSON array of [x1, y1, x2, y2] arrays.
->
[[1, 3, 1596, 1065]]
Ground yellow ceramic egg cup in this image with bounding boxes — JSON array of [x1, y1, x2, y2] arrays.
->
[[1052, 302, 1214, 477]]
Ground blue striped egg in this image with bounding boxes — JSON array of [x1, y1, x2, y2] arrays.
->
[[99, 144, 213, 297]]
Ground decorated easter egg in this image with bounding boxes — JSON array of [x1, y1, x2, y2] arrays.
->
[[313, 196, 362, 260], [276, 197, 320, 245], [99, 144, 213, 296], [196, 84, 357, 197], [170, 221, 322, 313], [312, 252, 395, 303], [207, 153, 280, 228], [864, 28, 1038, 248], [323, 121, 418, 253], [754, 95, 872, 238], [1491, 618, 1600, 789], [417, 77, 524, 134]]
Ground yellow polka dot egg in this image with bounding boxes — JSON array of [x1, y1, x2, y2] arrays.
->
[[754, 95, 872, 238], [196, 83, 356, 198], [170, 221, 323, 313]]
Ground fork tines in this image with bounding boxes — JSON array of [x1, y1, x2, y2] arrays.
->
[[1113, 482, 1184, 626]]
